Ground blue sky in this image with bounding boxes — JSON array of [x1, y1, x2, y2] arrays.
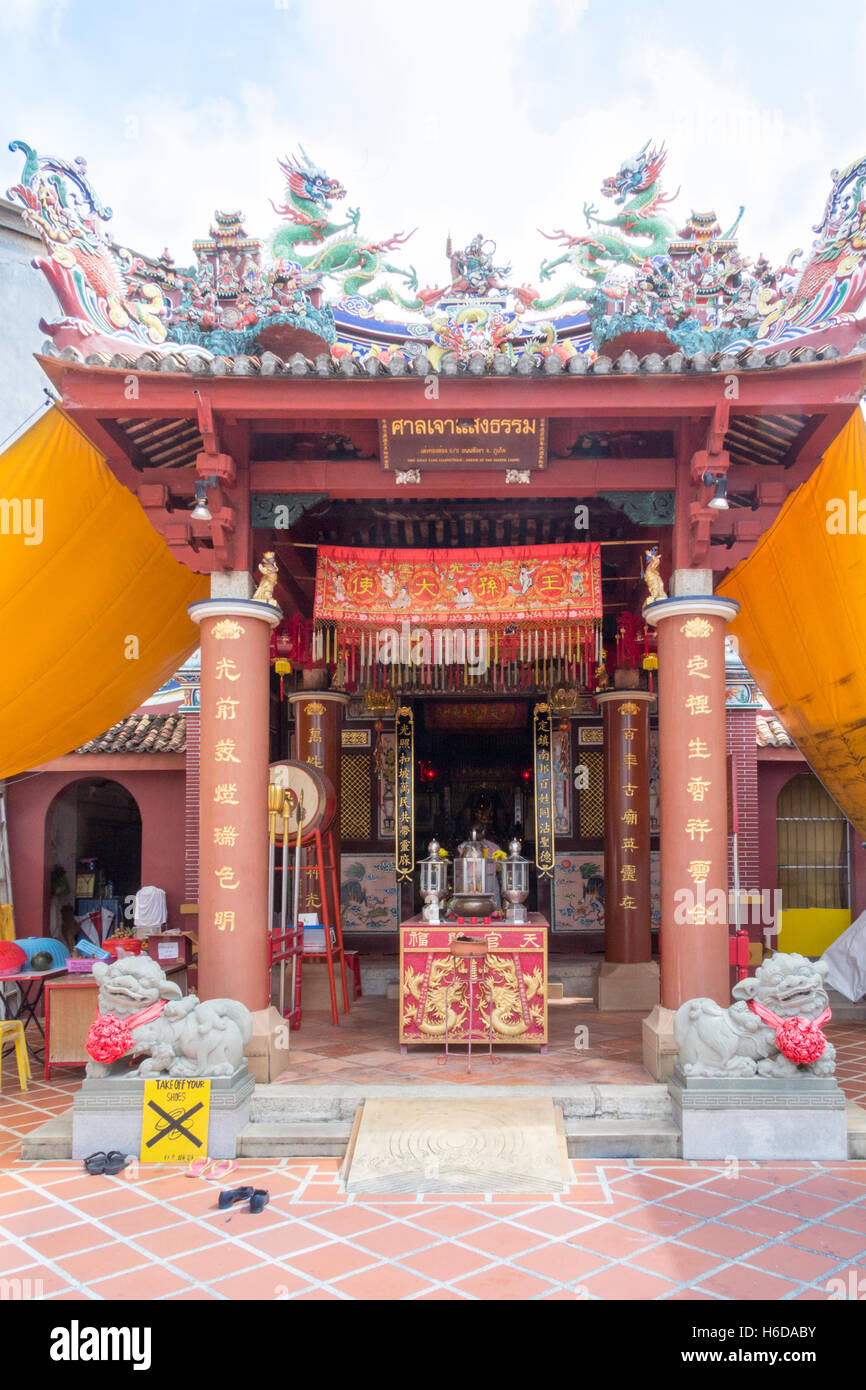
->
[[1, 0, 864, 296]]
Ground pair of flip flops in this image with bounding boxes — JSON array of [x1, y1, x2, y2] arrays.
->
[[218, 1186, 269, 1214], [185, 1157, 237, 1181], [83, 1151, 129, 1175]]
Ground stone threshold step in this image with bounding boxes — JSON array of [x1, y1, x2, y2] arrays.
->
[[18, 1095, 865, 1162], [848, 1101, 866, 1159], [237, 1121, 353, 1158], [565, 1118, 681, 1159], [250, 1082, 674, 1124], [19, 1111, 72, 1161]]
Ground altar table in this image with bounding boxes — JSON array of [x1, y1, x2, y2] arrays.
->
[[398, 914, 549, 1051]]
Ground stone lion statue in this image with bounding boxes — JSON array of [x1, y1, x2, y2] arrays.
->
[[85, 954, 252, 1079], [674, 952, 835, 1079]]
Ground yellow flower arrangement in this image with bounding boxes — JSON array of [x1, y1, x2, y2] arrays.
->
[[438, 848, 449, 859], [492, 850, 507, 861]]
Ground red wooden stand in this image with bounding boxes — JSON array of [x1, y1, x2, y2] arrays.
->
[[268, 923, 304, 1029], [278, 826, 350, 1028]]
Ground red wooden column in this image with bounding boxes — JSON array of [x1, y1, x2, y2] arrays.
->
[[643, 594, 739, 1018], [189, 597, 281, 1008], [595, 690, 659, 1010], [288, 691, 349, 922]]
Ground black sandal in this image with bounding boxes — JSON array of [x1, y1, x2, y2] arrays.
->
[[103, 1151, 129, 1175], [250, 1189, 270, 1214], [218, 1186, 255, 1210], [83, 1151, 108, 1174]]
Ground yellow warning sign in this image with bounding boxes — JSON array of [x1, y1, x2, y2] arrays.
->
[[140, 1078, 211, 1163]]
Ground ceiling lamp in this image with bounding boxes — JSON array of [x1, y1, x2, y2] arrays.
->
[[702, 471, 729, 510], [191, 476, 218, 522]]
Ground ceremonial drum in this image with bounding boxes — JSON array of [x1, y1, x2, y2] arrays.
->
[[269, 760, 337, 840]]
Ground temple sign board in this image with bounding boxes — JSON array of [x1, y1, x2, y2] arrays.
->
[[380, 418, 547, 471]]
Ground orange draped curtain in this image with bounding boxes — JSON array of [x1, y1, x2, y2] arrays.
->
[[719, 406, 866, 835], [0, 407, 208, 778]]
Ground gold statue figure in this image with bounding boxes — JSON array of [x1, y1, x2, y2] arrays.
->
[[643, 545, 668, 602], [253, 551, 280, 606]]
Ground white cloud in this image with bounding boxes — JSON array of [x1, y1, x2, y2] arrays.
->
[[0, 0, 67, 39], [0, 1, 855, 313]]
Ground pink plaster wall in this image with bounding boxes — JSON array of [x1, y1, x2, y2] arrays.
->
[[6, 761, 186, 937]]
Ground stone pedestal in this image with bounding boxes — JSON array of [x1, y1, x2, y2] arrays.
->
[[594, 960, 660, 1012], [245, 1006, 291, 1084], [669, 1072, 848, 1160], [71, 1067, 255, 1160], [642, 1004, 678, 1081]]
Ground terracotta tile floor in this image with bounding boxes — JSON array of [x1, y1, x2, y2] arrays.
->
[[273, 995, 655, 1085], [0, 1011, 863, 1300], [0, 1153, 863, 1300]]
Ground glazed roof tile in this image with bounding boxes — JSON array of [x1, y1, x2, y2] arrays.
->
[[44, 338, 866, 381], [74, 712, 186, 755], [756, 713, 795, 748]]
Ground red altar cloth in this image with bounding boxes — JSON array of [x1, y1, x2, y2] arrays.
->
[[398, 915, 549, 1050]]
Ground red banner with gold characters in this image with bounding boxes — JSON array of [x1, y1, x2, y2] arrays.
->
[[314, 544, 601, 627]]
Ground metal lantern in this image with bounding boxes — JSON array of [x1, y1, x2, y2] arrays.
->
[[419, 838, 449, 923], [501, 836, 530, 923], [451, 827, 495, 919]]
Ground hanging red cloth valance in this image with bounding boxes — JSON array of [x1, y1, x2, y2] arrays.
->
[[314, 543, 602, 626]]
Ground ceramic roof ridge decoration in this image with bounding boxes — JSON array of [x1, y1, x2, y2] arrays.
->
[[8, 138, 866, 368]]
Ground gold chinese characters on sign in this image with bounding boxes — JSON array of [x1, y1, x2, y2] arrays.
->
[[618, 702, 645, 913], [395, 705, 415, 881], [533, 702, 555, 878]]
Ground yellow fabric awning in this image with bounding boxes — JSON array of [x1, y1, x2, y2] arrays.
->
[[719, 406, 866, 835], [0, 407, 208, 778]]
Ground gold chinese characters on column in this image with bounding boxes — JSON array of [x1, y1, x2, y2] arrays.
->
[[301, 701, 327, 910], [211, 620, 246, 934], [618, 700, 641, 912], [303, 700, 325, 770], [395, 706, 415, 881], [680, 617, 716, 925]]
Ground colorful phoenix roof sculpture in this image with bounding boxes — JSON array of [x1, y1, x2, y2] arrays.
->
[[7, 138, 866, 370]]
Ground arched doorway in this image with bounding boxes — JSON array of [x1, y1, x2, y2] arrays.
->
[[45, 779, 142, 942]]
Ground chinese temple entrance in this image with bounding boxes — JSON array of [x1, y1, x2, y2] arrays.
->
[[412, 699, 535, 911]]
